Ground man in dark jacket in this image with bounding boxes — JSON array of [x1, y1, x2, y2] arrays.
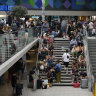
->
[[0, 23, 4, 34], [11, 73, 17, 93]]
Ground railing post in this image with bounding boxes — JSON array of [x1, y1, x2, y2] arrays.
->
[[42, 0, 45, 22]]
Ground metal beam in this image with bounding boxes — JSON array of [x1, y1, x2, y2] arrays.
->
[[28, 10, 96, 16]]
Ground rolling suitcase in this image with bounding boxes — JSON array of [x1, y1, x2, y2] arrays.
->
[[16, 83, 23, 95], [81, 79, 88, 88], [37, 80, 42, 89]]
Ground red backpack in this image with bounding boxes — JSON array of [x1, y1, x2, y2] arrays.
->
[[73, 82, 80, 88]]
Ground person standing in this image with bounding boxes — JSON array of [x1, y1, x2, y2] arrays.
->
[[11, 73, 17, 93], [62, 49, 70, 74], [54, 60, 62, 83], [88, 21, 93, 36], [61, 19, 68, 39], [0, 23, 5, 34], [42, 20, 49, 33]]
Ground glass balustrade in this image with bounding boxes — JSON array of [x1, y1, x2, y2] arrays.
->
[[0, 27, 40, 65]]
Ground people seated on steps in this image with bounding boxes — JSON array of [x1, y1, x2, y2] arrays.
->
[[39, 44, 48, 61], [80, 71, 87, 80], [38, 19, 89, 89], [69, 37, 77, 50], [78, 54, 86, 69], [68, 23, 87, 87], [70, 66, 79, 83], [48, 43, 54, 56], [72, 59, 79, 70]]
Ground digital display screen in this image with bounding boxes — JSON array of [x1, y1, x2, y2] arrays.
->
[[8, 5, 15, 11], [0, 5, 7, 11], [0, 0, 96, 11], [45, 0, 96, 11]]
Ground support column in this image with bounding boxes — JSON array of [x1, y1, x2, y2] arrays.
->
[[42, 0, 45, 22]]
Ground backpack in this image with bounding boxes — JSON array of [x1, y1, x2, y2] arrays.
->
[[73, 82, 80, 88], [55, 67, 60, 73]]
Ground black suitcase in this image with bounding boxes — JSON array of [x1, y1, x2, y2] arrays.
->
[[37, 80, 42, 89], [16, 83, 23, 95]]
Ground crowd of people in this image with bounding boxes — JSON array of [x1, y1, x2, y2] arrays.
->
[[0, 18, 42, 64], [0, 17, 96, 90], [68, 27, 88, 84], [0, 18, 42, 35], [37, 18, 95, 88], [38, 32, 62, 85]]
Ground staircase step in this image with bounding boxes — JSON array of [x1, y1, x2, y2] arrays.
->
[[53, 80, 72, 83], [90, 37, 96, 74], [89, 50, 96, 52], [53, 50, 69, 52], [54, 48, 69, 50], [91, 61, 96, 64], [54, 38, 69, 41], [54, 55, 72, 57], [53, 58, 73, 61], [89, 52, 96, 55], [61, 80, 72, 83], [61, 77, 72, 79], [53, 53, 72, 55], [52, 83, 73, 86]]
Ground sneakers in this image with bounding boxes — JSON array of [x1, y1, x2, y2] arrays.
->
[[63, 36, 65, 39]]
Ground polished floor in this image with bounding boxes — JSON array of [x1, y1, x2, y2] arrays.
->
[[0, 80, 93, 96]]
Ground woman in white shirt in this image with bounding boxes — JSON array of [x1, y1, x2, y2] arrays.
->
[[62, 49, 70, 74]]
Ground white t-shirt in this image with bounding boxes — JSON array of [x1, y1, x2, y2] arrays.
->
[[92, 29, 96, 34], [62, 53, 70, 62], [26, 21, 31, 27], [89, 22, 93, 29]]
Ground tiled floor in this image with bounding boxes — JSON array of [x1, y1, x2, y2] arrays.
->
[[23, 86, 93, 96], [0, 81, 93, 96]]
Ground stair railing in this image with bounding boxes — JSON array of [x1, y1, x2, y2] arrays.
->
[[84, 29, 93, 91]]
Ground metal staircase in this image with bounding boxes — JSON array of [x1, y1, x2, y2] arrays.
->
[[88, 39, 96, 76]]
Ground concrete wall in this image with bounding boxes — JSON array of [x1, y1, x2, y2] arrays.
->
[[0, 10, 96, 16], [28, 10, 96, 16]]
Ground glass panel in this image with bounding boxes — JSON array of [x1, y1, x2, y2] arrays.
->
[[0, 28, 39, 64]]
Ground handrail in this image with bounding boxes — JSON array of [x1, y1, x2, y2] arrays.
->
[[84, 29, 93, 91], [86, 28, 96, 93], [0, 27, 40, 65]]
